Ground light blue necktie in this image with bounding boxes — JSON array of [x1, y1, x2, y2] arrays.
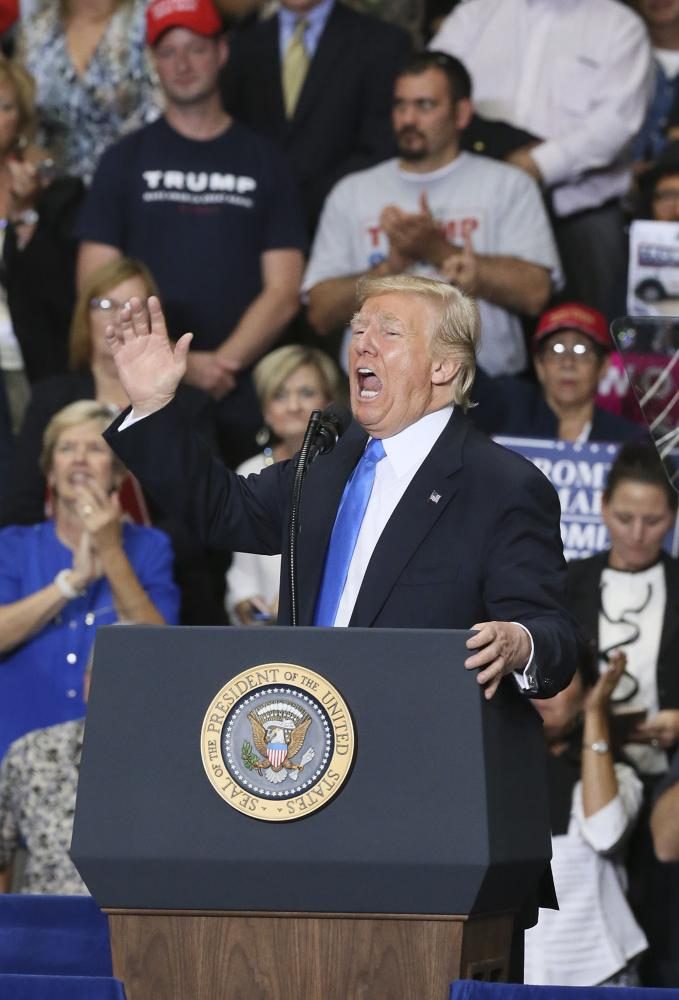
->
[[313, 438, 386, 626]]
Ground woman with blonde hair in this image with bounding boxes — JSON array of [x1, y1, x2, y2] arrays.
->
[[226, 343, 343, 624], [1, 256, 221, 625], [2, 256, 161, 524], [0, 399, 180, 758], [0, 56, 83, 424]]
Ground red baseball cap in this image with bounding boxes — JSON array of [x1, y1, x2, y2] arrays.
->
[[146, 0, 222, 46], [533, 302, 611, 352]]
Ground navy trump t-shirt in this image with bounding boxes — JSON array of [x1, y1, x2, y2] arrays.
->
[[76, 118, 307, 350]]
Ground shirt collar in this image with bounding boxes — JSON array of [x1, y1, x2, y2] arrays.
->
[[279, 0, 334, 34], [377, 406, 453, 479]]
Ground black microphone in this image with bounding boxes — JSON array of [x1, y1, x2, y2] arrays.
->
[[307, 403, 352, 462], [288, 403, 352, 625]]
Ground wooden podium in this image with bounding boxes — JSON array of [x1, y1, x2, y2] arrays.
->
[[72, 626, 551, 1000]]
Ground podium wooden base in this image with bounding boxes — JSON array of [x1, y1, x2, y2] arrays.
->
[[107, 909, 513, 1000]]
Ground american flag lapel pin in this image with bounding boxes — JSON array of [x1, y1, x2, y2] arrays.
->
[[428, 490, 442, 504]]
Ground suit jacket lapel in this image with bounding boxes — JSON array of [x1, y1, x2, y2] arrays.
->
[[349, 412, 467, 627], [296, 421, 368, 625]]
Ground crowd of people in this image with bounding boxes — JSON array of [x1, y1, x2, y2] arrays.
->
[[0, 0, 678, 989]]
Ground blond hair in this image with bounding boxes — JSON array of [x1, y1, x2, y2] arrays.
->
[[40, 400, 124, 478], [253, 344, 344, 409], [355, 274, 479, 410], [0, 57, 37, 146], [69, 257, 159, 371]]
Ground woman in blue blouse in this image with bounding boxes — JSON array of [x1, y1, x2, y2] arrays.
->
[[0, 399, 179, 756]]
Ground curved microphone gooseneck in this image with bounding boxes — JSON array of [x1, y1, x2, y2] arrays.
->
[[288, 410, 321, 627], [287, 405, 351, 626]]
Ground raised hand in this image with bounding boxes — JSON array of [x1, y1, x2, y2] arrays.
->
[[104, 296, 193, 417], [584, 650, 626, 714]]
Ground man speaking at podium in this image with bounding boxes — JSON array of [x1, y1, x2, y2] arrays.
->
[[104, 274, 578, 702]]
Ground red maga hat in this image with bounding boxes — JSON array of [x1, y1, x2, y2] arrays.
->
[[533, 302, 611, 352], [146, 0, 222, 46]]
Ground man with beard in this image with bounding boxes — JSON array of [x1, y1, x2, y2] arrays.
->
[[304, 51, 561, 377]]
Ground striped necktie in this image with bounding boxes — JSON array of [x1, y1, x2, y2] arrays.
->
[[282, 18, 310, 118]]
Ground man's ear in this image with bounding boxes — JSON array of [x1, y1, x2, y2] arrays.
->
[[217, 36, 229, 70], [431, 356, 461, 386], [455, 97, 474, 133]]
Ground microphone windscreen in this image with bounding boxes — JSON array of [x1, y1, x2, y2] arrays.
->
[[321, 403, 353, 439]]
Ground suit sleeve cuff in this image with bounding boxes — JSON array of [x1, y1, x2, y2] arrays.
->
[[119, 409, 153, 431], [512, 622, 539, 693]]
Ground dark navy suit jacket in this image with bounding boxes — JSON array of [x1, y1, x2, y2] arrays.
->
[[106, 401, 579, 699]]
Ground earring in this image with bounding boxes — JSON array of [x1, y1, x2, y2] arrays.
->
[[255, 425, 271, 447]]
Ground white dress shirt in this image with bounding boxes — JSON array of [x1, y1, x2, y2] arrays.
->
[[334, 406, 452, 626], [524, 763, 647, 985], [430, 0, 654, 216], [332, 406, 536, 689]]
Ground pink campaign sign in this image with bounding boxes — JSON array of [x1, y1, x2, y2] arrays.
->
[[596, 351, 675, 429]]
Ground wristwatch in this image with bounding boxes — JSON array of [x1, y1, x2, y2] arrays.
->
[[584, 740, 610, 754]]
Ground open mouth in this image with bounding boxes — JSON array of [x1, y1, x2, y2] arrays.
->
[[356, 367, 382, 399]]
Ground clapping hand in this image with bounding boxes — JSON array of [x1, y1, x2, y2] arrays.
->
[[380, 193, 451, 269], [105, 296, 193, 417], [631, 709, 679, 750], [70, 525, 102, 592], [440, 234, 480, 297], [185, 350, 239, 400], [74, 480, 122, 554]]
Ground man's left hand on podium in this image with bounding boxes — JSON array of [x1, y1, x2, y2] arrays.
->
[[465, 622, 532, 700]]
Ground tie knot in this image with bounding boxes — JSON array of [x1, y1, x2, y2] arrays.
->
[[293, 17, 308, 38], [363, 438, 386, 466]]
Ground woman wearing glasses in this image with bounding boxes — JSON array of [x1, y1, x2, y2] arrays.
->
[[1, 256, 221, 624], [567, 441, 679, 986], [0, 399, 179, 759], [470, 302, 644, 443]]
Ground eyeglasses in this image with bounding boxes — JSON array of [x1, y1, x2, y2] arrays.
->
[[539, 341, 601, 363], [90, 297, 148, 314]]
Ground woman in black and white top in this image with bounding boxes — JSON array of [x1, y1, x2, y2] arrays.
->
[[567, 441, 679, 987], [567, 442, 679, 774]]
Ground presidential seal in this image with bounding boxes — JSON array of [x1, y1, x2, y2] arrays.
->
[[201, 663, 355, 821]]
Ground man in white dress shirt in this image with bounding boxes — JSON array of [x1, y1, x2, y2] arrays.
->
[[430, 0, 654, 316]]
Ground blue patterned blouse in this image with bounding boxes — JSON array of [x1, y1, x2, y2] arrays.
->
[[16, 0, 163, 184]]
